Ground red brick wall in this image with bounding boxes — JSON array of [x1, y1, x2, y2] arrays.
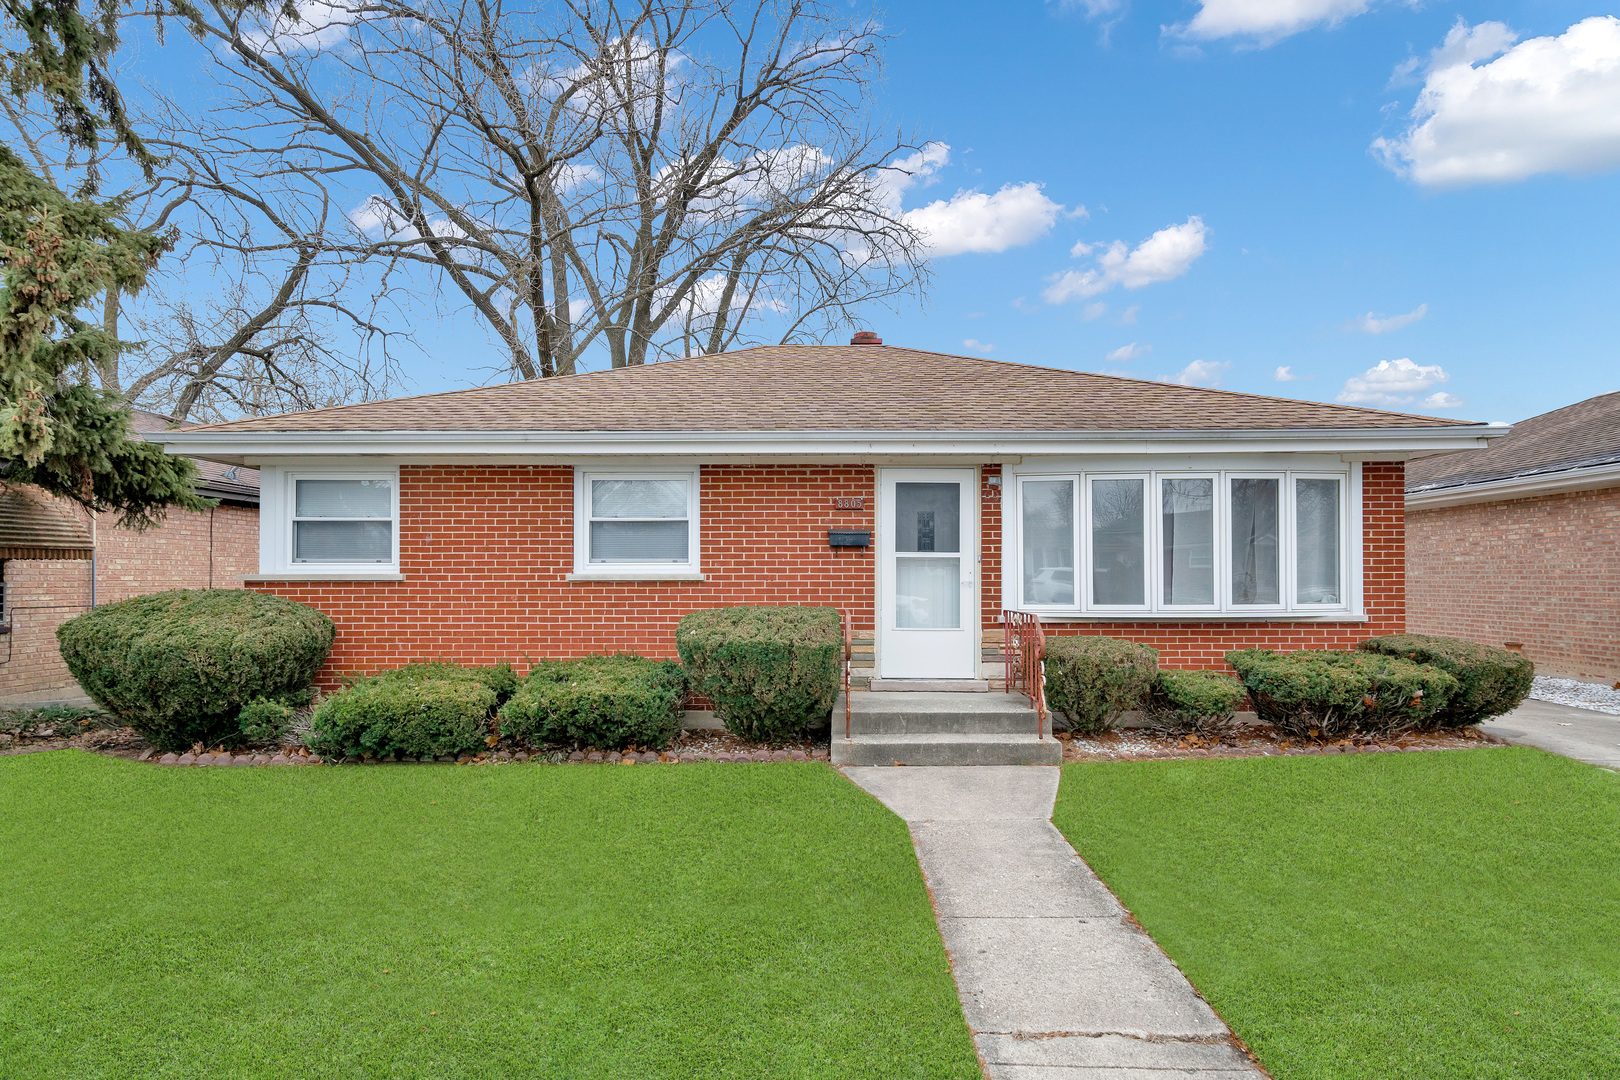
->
[[0, 498, 258, 700], [254, 465, 879, 686], [1407, 485, 1620, 682], [254, 461, 1407, 686], [1037, 461, 1407, 669]]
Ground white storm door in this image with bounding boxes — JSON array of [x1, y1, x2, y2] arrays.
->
[[879, 468, 977, 679]]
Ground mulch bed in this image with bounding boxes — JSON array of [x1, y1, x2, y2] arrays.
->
[[1058, 724, 1512, 762], [4, 720, 1508, 767], [0, 725, 832, 767]]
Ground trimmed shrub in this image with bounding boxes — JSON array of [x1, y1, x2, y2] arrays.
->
[[1226, 648, 1459, 740], [306, 668, 496, 759], [499, 655, 686, 750], [1143, 669, 1247, 738], [56, 589, 334, 752], [1358, 634, 1533, 727], [1043, 635, 1159, 734], [382, 661, 519, 705], [676, 606, 842, 742], [237, 697, 296, 746]]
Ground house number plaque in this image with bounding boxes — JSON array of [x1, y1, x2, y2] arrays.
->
[[832, 497, 865, 510]]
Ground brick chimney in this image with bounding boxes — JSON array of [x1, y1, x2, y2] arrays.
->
[[850, 330, 883, 345]]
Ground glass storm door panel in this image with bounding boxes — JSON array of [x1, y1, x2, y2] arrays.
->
[[879, 469, 977, 679]]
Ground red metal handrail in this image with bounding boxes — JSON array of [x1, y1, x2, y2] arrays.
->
[[1003, 610, 1048, 739], [841, 608, 853, 739]]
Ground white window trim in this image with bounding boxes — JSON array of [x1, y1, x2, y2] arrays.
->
[[257, 466, 401, 579], [571, 466, 703, 580], [1004, 461, 1362, 621]]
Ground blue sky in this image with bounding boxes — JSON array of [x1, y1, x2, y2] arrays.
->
[[114, 0, 1620, 424], [824, 0, 1620, 424]]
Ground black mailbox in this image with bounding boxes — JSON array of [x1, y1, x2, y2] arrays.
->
[[828, 529, 871, 548]]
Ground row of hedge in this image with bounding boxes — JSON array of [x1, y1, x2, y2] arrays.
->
[[1045, 633, 1534, 739], [59, 589, 1532, 754], [58, 591, 843, 754]]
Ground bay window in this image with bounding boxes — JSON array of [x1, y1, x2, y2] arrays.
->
[[1012, 466, 1353, 616]]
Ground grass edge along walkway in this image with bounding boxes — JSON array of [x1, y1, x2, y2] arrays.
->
[[0, 750, 979, 1080], [1052, 747, 1620, 1080]]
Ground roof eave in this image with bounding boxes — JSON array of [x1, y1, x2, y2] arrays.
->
[[159, 425, 1504, 464], [1406, 459, 1620, 508]]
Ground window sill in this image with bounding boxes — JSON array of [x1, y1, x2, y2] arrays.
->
[[245, 572, 405, 582], [1022, 609, 1366, 623], [565, 572, 707, 582]]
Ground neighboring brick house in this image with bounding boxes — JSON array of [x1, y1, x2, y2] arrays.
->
[[0, 411, 259, 704], [1406, 391, 1620, 683], [159, 338, 1498, 692]]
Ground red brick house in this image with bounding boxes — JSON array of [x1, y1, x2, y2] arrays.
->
[[1406, 391, 1620, 683], [0, 411, 259, 705], [158, 341, 1496, 695]]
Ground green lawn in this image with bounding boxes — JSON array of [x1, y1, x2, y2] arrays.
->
[[1053, 748, 1620, 1080], [0, 751, 978, 1079]]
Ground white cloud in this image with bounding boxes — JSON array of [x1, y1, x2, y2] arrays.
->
[[350, 197, 466, 240], [1043, 217, 1209, 304], [1106, 342, 1151, 362], [1274, 365, 1310, 381], [1424, 391, 1465, 408], [1050, 0, 1127, 22], [240, 0, 356, 53], [877, 142, 951, 208], [1160, 360, 1230, 387], [1118, 305, 1139, 325], [1352, 302, 1428, 334], [905, 182, 1065, 257], [962, 338, 996, 354], [1170, 0, 1372, 46], [1337, 357, 1452, 406], [1082, 302, 1108, 321], [1375, 17, 1620, 187]]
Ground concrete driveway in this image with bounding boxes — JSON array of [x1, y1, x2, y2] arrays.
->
[[1487, 699, 1620, 769]]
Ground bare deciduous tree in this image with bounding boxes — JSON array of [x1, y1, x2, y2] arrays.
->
[[180, 0, 931, 378], [1, 86, 403, 420]]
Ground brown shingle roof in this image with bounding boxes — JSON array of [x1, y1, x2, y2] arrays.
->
[[1406, 391, 1620, 492], [128, 409, 260, 502], [187, 346, 1474, 434], [0, 488, 93, 559]]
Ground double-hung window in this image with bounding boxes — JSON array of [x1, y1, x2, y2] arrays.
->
[[290, 475, 395, 568], [574, 469, 700, 575], [1013, 466, 1352, 616]]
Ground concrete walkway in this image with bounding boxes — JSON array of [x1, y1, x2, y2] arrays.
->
[[844, 766, 1262, 1079], [1488, 698, 1620, 769]]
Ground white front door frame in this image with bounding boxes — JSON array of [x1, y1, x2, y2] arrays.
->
[[876, 466, 979, 680]]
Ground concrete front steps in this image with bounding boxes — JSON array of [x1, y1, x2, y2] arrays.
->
[[830, 691, 1062, 766]]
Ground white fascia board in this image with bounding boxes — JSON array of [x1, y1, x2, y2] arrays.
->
[[158, 425, 1502, 465], [1405, 461, 1620, 509]]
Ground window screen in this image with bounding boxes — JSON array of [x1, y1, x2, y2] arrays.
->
[[293, 479, 393, 563], [589, 478, 691, 563]]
